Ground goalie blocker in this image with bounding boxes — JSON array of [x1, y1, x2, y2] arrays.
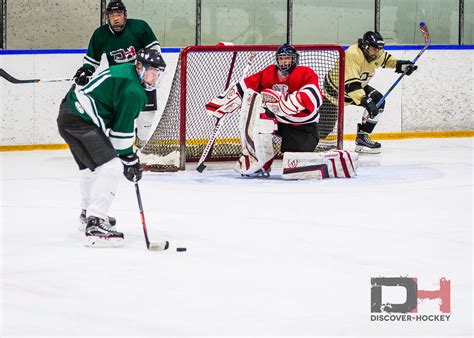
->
[[282, 150, 358, 180]]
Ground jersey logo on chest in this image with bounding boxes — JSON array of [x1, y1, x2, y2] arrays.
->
[[272, 84, 288, 93], [110, 46, 137, 63]]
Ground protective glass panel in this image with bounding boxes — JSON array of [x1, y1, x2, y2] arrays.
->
[[6, 0, 99, 49], [293, 0, 374, 45], [465, 0, 474, 44], [201, 0, 287, 45], [380, 0, 459, 44], [126, 0, 195, 47]]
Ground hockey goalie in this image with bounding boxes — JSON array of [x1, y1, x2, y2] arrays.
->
[[206, 43, 357, 179]]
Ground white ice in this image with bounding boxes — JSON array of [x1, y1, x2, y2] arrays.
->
[[1, 138, 473, 337]]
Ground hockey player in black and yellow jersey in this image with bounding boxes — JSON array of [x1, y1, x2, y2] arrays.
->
[[319, 31, 417, 153], [58, 48, 166, 247], [73, 0, 162, 152]]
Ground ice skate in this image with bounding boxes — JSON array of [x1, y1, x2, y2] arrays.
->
[[79, 209, 116, 231], [84, 216, 124, 248], [355, 132, 381, 154]]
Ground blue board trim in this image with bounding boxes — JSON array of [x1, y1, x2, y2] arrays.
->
[[0, 47, 182, 55], [0, 45, 472, 55], [342, 44, 473, 50]]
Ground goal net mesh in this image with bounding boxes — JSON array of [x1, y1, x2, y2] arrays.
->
[[142, 45, 344, 171]]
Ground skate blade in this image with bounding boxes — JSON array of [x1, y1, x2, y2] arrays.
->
[[84, 235, 124, 248], [355, 145, 381, 154]]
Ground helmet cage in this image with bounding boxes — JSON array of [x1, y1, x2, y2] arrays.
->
[[136, 48, 166, 90], [106, 1, 127, 32], [275, 43, 299, 76]]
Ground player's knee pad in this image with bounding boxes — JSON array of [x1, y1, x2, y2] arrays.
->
[[281, 150, 358, 180], [237, 89, 277, 175]]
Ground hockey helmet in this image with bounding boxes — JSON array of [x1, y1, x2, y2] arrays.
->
[[275, 43, 299, 76], [106, 0, 127, 14], [358, 31, 385, 62], [136, 48, 167, 90], [106, 1, 127, 33]]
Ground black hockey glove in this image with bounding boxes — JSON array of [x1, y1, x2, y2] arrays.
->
[[73, 66, 93, 86], [119, 153, 143, 182], [360, 96, 379, 119], [395, 60, 418, 76]]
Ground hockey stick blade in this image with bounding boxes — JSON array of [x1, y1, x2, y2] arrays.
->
[[196, 162, 207, 173], [134, 181, 169, 252], [0, 68, 39, 84], [0, 68, 71, 84], [148, 241, 169, 251]]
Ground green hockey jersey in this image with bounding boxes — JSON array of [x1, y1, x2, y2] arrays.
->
[[83, 19, 160, 73], [67, 63, 147, 156]]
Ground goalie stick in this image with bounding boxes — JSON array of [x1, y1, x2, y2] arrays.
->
[[196, 51, 257, 173], [0, 68, 71, 84], [134, 181, 169, 251], [376, 22, 431, 108]]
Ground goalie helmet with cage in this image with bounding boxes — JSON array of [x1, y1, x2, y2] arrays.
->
[[275, 43, 300, 76], [358, 31, 385, 62], [136, 48, 166, 90]]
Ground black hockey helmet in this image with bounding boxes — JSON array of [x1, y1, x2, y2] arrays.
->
[[136, 48, 166, 71], [106, 1, 127, 33], [275, 43, 299, 76], [136, 48, 166, 90], [358, 31, 385, 61], [106, 0, 127, 15]]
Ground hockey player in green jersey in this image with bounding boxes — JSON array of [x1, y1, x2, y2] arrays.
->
[[319, 31, 417, 153], [58, 48, 166, 247], [73, 0, 162, 151]]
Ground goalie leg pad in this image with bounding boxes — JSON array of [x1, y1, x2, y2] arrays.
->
[[236, 90, 277, 175], [282, 150, 358, 180]]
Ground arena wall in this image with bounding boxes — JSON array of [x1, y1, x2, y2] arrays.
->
[[0, 47, 472, 148]]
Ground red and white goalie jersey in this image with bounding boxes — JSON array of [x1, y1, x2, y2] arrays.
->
[[236, 64, 324, 125]]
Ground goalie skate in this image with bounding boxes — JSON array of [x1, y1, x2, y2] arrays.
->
[[84, 217, 124, 248], [79, 209, 116, 231], [241, 168, 271, 178]]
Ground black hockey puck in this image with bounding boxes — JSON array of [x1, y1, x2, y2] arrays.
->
[[176, 247, 187, 252]]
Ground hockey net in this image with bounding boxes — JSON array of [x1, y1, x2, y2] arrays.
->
[[141, 44, 345, 171]]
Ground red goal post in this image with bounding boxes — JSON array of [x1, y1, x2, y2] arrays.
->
[[141, 44, 345, 171]]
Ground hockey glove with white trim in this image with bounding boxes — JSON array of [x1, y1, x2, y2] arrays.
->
[[73, 66, 93, 86], [119, 153, 143, 182], [360, 96, 379, 119], [395, 60, 418, 76]]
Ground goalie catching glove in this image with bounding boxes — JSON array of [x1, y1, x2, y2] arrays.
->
[[205, 83, 243, 119], [261, 89, 305, 116]]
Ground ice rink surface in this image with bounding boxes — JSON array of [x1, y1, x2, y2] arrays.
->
[[1, 138, 472, 337]]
